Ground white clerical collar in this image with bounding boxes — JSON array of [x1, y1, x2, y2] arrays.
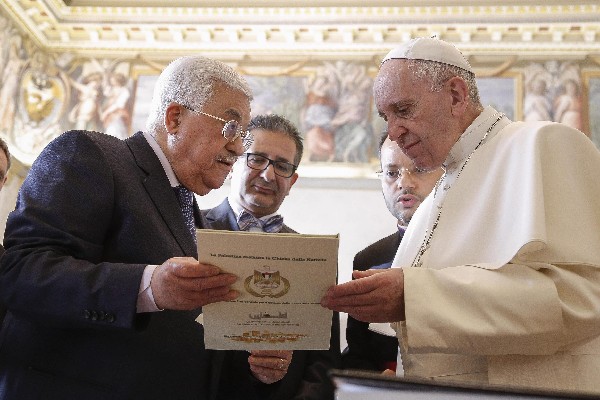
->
[[142, 131, 180, 188], [227, 195, 279, 221], [443, 106, 502, 171]]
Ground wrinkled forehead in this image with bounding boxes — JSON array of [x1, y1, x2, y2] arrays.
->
[[209, 81, 252, 124], [373, 60, 416, 100]]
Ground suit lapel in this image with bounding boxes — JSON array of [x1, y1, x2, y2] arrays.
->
[[202, 199, 239, 231], [126, 132, 197, 257]]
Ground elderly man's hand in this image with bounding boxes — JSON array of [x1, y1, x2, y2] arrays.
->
[[151, 257, 238, 310], [321, 268, 405, 323], [248, 350, 293, 384]]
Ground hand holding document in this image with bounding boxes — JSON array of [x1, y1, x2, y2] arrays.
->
[[196, 229, 339, 351]]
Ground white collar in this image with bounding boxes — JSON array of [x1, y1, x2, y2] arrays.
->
[[227, 195, 280, 222], [142, 131, 180, 188], [443, 106, 503, 172]]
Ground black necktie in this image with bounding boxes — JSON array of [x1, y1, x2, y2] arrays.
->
[[173, 185, 196, 243], [237, 210, 284, 233]]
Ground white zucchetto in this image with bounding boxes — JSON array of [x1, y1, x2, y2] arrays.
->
[[382, 37, 474, 74]]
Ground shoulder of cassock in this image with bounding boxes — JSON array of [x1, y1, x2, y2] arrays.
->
[[398, 121, 600, 270]]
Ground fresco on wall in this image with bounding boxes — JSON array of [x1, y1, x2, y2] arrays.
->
[[131, 61, 381, 175], [2, 7, 599, 170], [68, 59, 133, 139], [245, 63, 377, 165], [523, 62, 584, 132], [589, 76, 600, 149], [0, 11, 136, 165]]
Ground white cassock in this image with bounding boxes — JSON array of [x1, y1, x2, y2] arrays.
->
[[391, 106, 600, 393]]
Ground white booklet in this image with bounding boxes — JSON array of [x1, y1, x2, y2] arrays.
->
[[196, 229, 339, 351]]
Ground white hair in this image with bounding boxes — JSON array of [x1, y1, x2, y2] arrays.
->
[[407, 59, 482, 110], [145, 56, 252, 132]]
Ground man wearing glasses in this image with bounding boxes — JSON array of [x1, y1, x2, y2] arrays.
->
[[203, 114, 340, 400], [0, 56, 252, 399], [342, 131, 443, 373]]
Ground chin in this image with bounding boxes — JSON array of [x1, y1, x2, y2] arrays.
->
[[193, 179, 223, 196]]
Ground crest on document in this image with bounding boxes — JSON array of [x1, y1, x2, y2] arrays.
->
[[244, 266, 290, 298]]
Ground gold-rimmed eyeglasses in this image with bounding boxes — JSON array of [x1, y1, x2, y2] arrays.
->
[[181, 104, 253, 150]]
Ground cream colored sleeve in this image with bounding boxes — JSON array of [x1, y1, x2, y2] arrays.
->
[[403, 261, 600, 356]]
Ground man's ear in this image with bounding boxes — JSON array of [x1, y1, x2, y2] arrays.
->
[[164, 103, 182, 133], [447, 76, 469, 116], [289, 172, 299, 189]]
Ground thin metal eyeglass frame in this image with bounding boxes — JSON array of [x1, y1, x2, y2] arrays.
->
[[245, 153, 297, 178], [180, 104, 253, 149]]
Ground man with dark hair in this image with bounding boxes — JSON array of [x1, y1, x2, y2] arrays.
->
[[0, 56, 252, 399], [342, 130, 442, 372], [203, 114, 340, 400]]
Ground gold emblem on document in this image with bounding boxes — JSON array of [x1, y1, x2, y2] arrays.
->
[[244, 266, 290, 298]]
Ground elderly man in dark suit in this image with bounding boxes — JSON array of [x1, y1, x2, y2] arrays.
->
[[342, 131, 442, 373], [203, 114, 341, 400], [0, 56, 252, 399]]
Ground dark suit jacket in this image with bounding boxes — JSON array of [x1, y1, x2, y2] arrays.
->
[[0, 131, 224, 400], [202, 199, 341, 400], [341, 230, 402, 372], [0, 244, 4, 327]]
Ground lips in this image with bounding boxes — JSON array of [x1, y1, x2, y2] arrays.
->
[[398, 193, 418, 208], [252, 183, 276, 195], [400, 138, 421, 157], [251, 178, 277, 195]]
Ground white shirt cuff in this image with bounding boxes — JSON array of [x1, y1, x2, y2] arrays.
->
[[136, 264, 162, 313]]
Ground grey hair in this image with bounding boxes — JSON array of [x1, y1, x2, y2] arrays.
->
[[145, 56, 252, 133], [407, 60, 483, 111], [247, 114, 304, 166]]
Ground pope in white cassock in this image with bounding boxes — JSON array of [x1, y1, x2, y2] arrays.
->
[[321, 37, 600, 394]]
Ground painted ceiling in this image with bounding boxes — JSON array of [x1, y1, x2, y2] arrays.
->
[[1, 0, 598, 63]]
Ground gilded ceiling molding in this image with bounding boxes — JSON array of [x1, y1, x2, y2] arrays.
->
[[472, 56, 518, 77], [588, 55, 600, 67], [237, 61, 310, 77], [0, 0, 599, 62]]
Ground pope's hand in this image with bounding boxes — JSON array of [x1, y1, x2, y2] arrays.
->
[[321, 268, 405, 322]]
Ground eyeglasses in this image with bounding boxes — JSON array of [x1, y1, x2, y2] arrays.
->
[[244, 153, 297, 178], [181, 104, 253, 150], [376, 167, 439, 184]]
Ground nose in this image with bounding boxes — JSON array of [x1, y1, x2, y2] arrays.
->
[[260, 162, 276, 181], [226, 136, 245, 157], [386, 118, 408, 142], [397, 170, 416, 189]]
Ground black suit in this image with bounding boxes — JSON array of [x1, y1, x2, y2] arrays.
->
[[0, 244, 4, 328], [0, 131, 225, 399], [342, 230, 402, 371], [202, 199, 341, 400]]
